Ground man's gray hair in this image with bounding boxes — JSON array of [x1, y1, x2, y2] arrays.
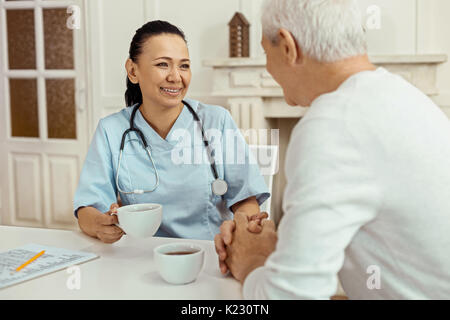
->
[[261, 0, 367, 63]]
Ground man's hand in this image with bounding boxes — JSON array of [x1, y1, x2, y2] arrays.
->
[[224, 211, 277, 283], [214, 212, 268, 274]]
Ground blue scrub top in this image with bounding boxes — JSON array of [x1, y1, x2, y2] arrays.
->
[[73, 98, 270, 240]]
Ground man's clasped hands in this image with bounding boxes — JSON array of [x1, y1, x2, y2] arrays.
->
[[214, 211, 278, 283]]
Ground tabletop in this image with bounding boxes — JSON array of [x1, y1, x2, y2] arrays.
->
[[0, 225, 243, 300]]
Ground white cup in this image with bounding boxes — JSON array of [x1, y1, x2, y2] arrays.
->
[[114, 203, 162, 238], [153, 242, 205, 285]]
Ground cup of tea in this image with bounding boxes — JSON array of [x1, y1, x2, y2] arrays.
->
[[113, 203, 162, 238], [153, 242, 205, 285]]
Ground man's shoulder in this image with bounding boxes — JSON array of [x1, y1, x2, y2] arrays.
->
[[302, 68, 407, 125]]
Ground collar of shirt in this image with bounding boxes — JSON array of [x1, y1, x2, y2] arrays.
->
[[129, 99, 200, 151]]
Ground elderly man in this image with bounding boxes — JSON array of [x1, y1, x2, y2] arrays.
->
[[214, 0, 450, 299]]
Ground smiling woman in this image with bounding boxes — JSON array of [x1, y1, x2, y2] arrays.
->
[[124, 21, 192, 139], [73, 20, 270, 243]]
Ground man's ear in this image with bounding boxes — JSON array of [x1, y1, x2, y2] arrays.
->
[[278, 28, 303, 65], [125, 58, 139, 84]]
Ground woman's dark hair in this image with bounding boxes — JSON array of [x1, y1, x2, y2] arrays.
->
[[125, 20, 187, 107]]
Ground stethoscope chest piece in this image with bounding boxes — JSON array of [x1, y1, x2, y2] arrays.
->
[[212, 179, 228, 196]]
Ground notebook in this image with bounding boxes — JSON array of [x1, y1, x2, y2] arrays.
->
[[0, 243, 98, 289]]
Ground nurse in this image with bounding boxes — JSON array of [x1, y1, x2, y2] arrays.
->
[[73, 20, 270, 243]]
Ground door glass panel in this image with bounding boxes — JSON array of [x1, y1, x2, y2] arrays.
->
[[43, 8, 74, 70], [46, 79, 76, 139], [6, 10, 36, 69], [9, 79, 39, 138]]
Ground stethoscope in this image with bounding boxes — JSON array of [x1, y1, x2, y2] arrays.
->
[[115, 100, 228, 197]]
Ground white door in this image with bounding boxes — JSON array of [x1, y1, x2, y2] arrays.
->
[[0, 0, 87, 230]]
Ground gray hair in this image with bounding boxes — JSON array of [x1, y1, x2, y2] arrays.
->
[[261, 0, 367, 63]]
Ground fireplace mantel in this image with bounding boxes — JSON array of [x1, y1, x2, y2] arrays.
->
[[204, 54, 448, 120], [204, 54, 447, 67], [203, 54, 447, 224]]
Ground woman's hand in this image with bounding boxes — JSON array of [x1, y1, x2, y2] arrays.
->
[[214, 212, 269, 274], [77, 203, 125, 244], [96, 203, 125, 243]]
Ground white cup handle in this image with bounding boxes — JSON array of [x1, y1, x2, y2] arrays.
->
[[110, 212, 120, 227]]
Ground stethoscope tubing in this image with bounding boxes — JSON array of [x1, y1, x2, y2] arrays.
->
[[115, 100, 226, 196]]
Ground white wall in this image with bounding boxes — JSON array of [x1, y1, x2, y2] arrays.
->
[[360, 0, 450, 116], [359, 0, 417, 54], [418, 0, 450, 117], [158, 0, 241, 102]]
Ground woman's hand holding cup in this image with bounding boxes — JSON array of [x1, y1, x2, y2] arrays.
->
[[77, 203, 125, 243], [95, 203, 125, 244]]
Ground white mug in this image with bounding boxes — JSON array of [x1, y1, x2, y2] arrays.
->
[[113, 203, 162, 238], [153, 242, 205, 285]]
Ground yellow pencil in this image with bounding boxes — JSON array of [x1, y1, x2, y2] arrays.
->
[[15, 250, 45, 272]]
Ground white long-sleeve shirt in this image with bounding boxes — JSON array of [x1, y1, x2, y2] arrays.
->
[[243, 67, 450, 299]]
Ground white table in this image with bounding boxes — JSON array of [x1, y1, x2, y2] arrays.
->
[[0, 226, 243, 299]]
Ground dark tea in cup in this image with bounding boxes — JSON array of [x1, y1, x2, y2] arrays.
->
[[165, 250, 199, 255]]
